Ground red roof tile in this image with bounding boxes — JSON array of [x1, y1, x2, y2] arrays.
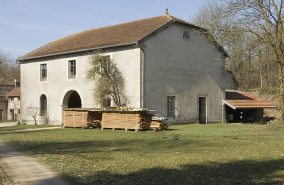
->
[[18, 14, 226, 61], [225, 91, 276, 109], [6, 87, 20, 97]]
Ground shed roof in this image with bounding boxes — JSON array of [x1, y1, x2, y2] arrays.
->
[[18, 14, 227, 61], [6, 87, 20, 97], [224, 91, 276, 109]]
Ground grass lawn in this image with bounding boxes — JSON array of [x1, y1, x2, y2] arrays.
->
[[0, 123, 284, 184]]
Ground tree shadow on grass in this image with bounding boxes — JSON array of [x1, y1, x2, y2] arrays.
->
[[2, 138, 219, 156], [63, 159, 284, 185]]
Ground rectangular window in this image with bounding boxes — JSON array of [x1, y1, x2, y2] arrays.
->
[[40, 64, 47, 81], [68, 60, 76, 79], [17, 109, 20, 114], [167, 96, 175, 118], [10, 97, 14, 102], [18, 97, 20, 102]]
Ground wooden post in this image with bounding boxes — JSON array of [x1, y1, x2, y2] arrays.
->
[[73, 111, 75, 128]]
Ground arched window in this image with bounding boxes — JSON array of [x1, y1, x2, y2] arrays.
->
[[40, 94, 47, 116], [183, 31, 190, 39]]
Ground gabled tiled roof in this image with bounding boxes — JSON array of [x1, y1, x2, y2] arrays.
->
[[18, 14, 227, 61], [0, 78, 14, 86], [224, 91, 276, 109], [6, 87, 20, 97]]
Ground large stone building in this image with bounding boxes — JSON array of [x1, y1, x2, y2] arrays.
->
[[18, 12, 228, 125]]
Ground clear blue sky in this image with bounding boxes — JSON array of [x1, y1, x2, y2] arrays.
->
[[0, 0, 208, 59]]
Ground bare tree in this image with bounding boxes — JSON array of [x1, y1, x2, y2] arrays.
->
[[193, 0, 237, 48], [0, 50, 20, 81], [86, 50, 127, 107], [27, 107, 39, 125]]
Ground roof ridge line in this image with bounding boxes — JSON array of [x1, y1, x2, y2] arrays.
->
[[18, 14, 170, 61], [51, 14, 170, 44]]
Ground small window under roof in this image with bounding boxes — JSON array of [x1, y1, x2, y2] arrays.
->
[[183, 31, 190, 39]]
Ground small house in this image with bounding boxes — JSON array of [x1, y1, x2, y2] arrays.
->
[[6, 87, 21, 121], [0, 78, 14, 121]]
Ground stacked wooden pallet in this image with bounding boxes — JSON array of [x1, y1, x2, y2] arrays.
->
[[63, 110, 88, 128], [150, 119, 168, 130], [63, 108, 168, 131], [87, 111, 102, 128], [101, 111, 150, 131]]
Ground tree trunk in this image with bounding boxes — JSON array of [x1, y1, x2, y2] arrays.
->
[[277, 62, 284, 119], [260, 67, 263, 89], [33, 117, 37, 125]]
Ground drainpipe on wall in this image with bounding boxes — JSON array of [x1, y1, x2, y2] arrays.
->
[[137, 44, 145, 108]]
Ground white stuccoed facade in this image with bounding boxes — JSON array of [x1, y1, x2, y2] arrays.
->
[[20, 22, 226, 125]]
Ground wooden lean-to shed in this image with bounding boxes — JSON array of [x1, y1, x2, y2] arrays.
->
[[223, 91, 276, 123]]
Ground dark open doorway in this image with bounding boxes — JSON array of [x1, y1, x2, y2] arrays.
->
[[199, 97, 207, 124]]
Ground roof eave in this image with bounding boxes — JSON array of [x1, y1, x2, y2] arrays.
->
[[17, 42, 138, 62], [223, 99, 236, 110], [234, 106, 277, 109]]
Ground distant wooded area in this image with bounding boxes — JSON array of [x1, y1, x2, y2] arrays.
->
[[0, 50, 20, 82], [193, 0, 281, 90]]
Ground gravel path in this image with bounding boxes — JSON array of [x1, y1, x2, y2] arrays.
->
[[0, 127, 69, 185]]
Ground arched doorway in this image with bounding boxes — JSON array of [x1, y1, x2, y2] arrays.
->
[[62, 90, 82, 109]]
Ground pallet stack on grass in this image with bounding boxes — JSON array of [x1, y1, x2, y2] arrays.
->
[[150, 120, 168, 130], [101, 108, 151, 131], [63, 110, 88, 128], [63, 107, 168, 131]]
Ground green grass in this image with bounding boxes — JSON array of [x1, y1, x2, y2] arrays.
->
[[0, 125, 59, 131], [1, 123, 284, 184], [0, 120, 17, 123]]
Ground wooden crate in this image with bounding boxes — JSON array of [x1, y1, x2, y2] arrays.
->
[[63, 110, 88, 128], [101, 111, 150, 131]]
